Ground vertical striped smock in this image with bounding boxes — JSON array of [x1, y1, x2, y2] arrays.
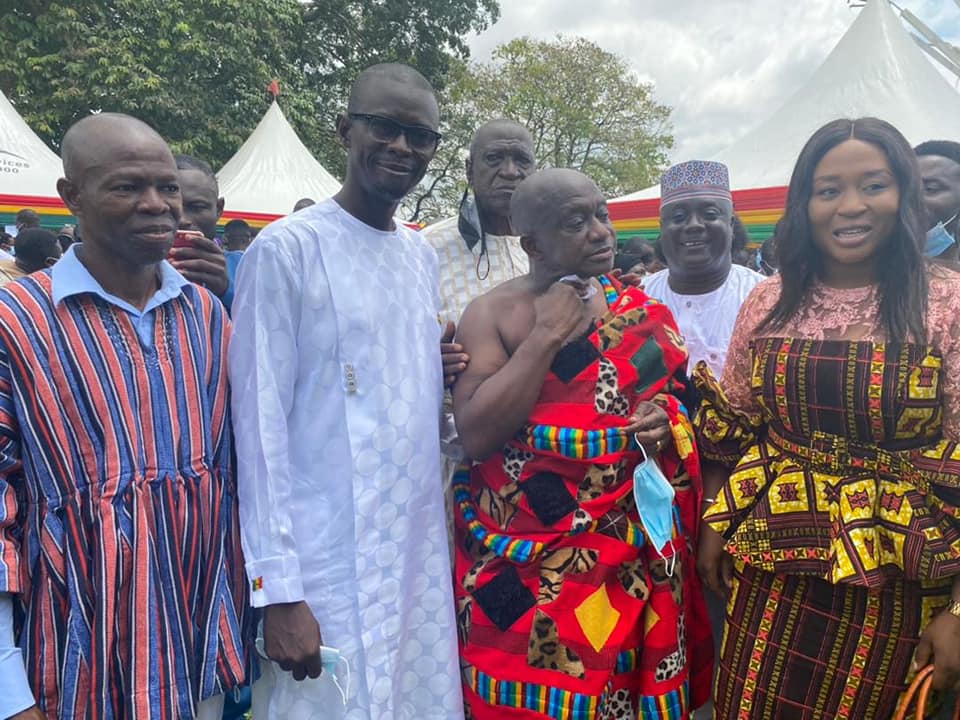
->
[[0, 249, 248, 719]]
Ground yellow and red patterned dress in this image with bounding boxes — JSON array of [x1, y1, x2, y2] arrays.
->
[[695, 269, 960, 719]]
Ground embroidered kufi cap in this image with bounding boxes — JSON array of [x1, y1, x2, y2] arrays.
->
[[660, 160, 732, 208]]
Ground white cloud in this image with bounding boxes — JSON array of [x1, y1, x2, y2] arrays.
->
[[467, 0, 960, 161]]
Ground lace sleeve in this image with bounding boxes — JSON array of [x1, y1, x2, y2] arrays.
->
[[928, 269, 960, 440], [719, 276, 782, 414]]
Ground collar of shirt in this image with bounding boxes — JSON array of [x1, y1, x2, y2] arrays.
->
[[52, 244, 190, 317]]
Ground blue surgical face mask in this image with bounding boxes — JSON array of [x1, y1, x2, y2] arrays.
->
[[632, 444, 678, 573], [255, 626, 351, 705], [318, 645, 351, 705], [925, 213, 958, 257]]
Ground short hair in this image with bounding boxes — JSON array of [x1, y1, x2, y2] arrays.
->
[[61, 113, 166, 181], [621, 237, 656, 258], [915, 140, 960, 167], [469, 119, 533, 158], [293, 198, 315, 212], [223, 219, 251, 233], [347, 63, 435, 113], [174, 154, 216, 177], [14, 228, 60, 272], [15, 208, 40, 228]]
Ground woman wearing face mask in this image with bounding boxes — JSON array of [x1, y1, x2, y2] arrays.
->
[[694, 117, 960, 719]]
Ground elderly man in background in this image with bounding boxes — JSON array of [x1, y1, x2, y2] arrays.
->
[[421, 119, 536, 481]]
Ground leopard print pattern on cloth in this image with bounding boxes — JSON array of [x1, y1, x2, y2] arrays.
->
[[527, 609, 586, 679], [617, 557, 650, 601], [655, 614, 687, 682], [537, 547, 600, 603], [578, 463, 622, 503], [597, 307, 647, 352], [595, 358, 631, 417], [599, 688, 636, 719]]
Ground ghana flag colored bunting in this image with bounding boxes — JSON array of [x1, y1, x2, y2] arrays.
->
[[607, 185, 787, 244]]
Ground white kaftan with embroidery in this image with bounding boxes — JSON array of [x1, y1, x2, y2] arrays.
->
[[229, 199, 463, 720]]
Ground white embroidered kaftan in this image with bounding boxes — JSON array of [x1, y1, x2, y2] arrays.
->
[[229, 199, 463, 719]]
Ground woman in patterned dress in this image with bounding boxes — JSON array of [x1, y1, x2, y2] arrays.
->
[[695, 117, 960, 719]]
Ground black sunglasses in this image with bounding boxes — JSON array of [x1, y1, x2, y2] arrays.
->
[[348, 113, 442, 152]]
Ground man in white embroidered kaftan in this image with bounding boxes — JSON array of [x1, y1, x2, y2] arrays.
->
[[229, 63, 463, 720]]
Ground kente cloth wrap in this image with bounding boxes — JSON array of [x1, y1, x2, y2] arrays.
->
[[454, 276, 712, 720]]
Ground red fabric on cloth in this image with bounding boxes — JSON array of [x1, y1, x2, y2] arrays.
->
[[454, 277, 712, 719]]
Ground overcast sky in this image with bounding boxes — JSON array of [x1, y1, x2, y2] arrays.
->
[[466, 0, 960, 161]]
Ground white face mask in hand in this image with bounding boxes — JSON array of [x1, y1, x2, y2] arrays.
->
[[558, 274, 597, 300], [255, 626, 351, 705], [317, 645, 350, 705]]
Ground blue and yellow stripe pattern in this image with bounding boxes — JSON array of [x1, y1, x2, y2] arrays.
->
[[464, 665, 601, 720], [523, 424, 633, 460], [638, 680, 690, 720]]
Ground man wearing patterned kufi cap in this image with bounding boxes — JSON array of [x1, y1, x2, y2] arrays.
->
[[641, 161, 763, 683], [642, 160, 763, 378]]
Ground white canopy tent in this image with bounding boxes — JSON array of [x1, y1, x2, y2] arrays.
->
[[0, 88, 64, 199], [615, 0, 960, 201], [216, 100, 341, 222]]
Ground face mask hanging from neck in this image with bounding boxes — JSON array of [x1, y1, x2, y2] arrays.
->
[[925, 213, 958, 257]]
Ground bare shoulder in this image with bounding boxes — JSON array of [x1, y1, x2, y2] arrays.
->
[[459, 279, 526, 329]]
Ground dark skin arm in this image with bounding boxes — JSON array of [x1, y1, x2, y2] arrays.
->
[[169, 235, 229, 298], [696, 460, 734, 598], [453, 283, 586, 461], [915, 575, 960, 690]]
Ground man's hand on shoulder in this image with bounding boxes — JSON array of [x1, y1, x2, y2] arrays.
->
[[169, 235, 229, 298], [609, 267, 643, 288], [441, 321, 469, 388], [532, 282, 587, 347]]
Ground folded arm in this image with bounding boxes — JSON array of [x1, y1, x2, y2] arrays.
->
[[453, 283, 587, 460]]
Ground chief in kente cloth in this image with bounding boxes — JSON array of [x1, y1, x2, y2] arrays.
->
[[451, 168, 713, 720]]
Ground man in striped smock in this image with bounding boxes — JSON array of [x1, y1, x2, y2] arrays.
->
[[0, 113, 248, 719]]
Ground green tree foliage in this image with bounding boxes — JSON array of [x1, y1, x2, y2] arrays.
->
[[298, 0, 499, 174], [406, 36, 673, 224], [0, 1, 311, 165], [0, 0, 498, 175]]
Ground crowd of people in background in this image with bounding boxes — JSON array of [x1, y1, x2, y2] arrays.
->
[[0, 59, 959, 720]]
